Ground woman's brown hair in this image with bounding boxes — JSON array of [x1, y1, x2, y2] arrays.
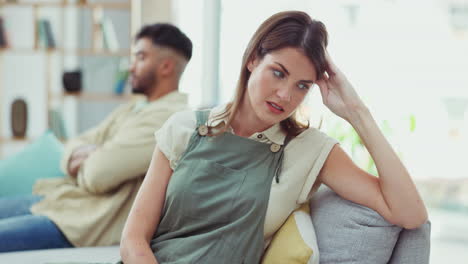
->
[[212, 11, 329, 137]]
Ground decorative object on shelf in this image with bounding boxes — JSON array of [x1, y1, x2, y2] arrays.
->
[[0, 16, 8, 48], [62, 70, 82, 92], [114, 70, 129, 95], [49, 108, 68, 141], [114, 57, 129, 95], [37, 18, 56, 48], [101, 17, 119, 52], [10, 98, 28, 138]]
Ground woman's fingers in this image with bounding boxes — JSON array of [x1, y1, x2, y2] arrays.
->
[[323, 70, 330, 81], [324, 50, 344, 78], [316, 79, 329, 104]]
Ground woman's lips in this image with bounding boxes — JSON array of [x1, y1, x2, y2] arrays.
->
[[266, 101, 284, 114]]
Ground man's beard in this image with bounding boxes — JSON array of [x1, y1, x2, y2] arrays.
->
[[131, 73, 156, 95]]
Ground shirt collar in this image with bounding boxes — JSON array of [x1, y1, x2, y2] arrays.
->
[[208, 104, 229, 127], [208, 104, 286, 145], [132, 98, 148, 112], [136, 91, 188, 113], [261, 123, 286, 145]]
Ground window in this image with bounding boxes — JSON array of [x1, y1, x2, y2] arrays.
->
[[450, 4, 468, 31]]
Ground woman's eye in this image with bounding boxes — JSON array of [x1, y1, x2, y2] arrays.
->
[[298, 83, 309, 90], [273, 69, 284, 79]]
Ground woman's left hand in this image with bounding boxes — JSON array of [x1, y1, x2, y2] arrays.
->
[[316, 52, 367, 123]]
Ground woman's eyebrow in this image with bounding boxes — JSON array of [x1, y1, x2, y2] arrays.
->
[[274, 62, 315, 83], [274, 62, 290, 75]]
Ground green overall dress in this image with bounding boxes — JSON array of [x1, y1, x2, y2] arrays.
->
[[150, 110, 291, 264]]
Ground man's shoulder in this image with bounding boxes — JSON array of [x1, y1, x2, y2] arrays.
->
[[108, 98, 141, 114], [152, 91, 187, 106]]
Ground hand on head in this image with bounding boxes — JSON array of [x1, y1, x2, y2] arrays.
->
[[316, 51, 366, 122]]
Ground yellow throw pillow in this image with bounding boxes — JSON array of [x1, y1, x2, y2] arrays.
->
[[261, 203, 319, 264]]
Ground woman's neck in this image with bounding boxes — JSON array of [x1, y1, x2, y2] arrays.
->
[[230, 100, 272, 138]]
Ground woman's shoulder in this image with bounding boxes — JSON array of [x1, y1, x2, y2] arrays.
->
[[294, 126, 337, 143], [286, 126, 339, 155], [164, 107, 225, 133], [165, 109, 198, 130], [167, 105, 227, 128]]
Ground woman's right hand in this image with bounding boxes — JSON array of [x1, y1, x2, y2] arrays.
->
[[119, 238, 159, 264], [315, 51, 367, 124]]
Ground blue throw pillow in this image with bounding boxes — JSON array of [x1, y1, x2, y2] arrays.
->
[[0, 131, 65, 197]]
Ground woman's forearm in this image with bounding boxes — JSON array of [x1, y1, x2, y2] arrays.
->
[[119, 147, 172, 263], [348, 106, 428, 229]]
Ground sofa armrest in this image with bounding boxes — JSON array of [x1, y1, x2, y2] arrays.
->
[[388, 221, 431, 264], [310, 186, 430, 264]]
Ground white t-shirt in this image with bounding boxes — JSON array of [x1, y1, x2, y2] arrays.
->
[[155, 105, 338, 241]]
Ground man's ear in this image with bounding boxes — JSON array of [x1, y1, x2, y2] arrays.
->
[[159, 58, 175, 77]]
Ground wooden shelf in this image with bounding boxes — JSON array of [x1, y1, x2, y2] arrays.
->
[[0, 1, 130, 9], [0, 47, 130, 56], [0, 47, 59, 54], [75, 1, 131, 9], [0, 136, 32, 143], [63, 91, 132, 101], [74, 49, 131, 56]]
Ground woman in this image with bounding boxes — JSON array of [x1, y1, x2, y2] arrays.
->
[[120, 11, 427, 264]]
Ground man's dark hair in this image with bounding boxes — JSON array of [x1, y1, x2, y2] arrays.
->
[[136, 23, 193, 61]]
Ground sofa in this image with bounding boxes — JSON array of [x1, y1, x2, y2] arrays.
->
[[310, 186, 431, 264], [0, 186, 431, 264]]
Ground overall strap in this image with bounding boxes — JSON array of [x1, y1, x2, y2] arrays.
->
[[177, 110, 212, 166], [283, 133, 294, 148], [274, 133, 294, 183], [195, 110, 210, 127]]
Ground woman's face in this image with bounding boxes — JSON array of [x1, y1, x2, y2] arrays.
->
[[244, 47, 318, 128]]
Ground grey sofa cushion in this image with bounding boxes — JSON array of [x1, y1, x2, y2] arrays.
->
[[388, 221, 431, 264], [0, 246, 120, 264], [310, 186, 430, 264]]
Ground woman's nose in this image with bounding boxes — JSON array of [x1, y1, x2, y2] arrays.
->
[[276, 86, 291, 102]]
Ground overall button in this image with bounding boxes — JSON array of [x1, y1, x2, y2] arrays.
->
[[257, 134, 263, 139], [198, 125, 209, 136], [270, 143, 281, 153]]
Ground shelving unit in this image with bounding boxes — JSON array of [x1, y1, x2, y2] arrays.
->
[[62, 91, 132, 101], [0, 1, 130, 9], [0, 0, 133, 158], [0, 136, 32, 143], [0, 47, 130, 56]]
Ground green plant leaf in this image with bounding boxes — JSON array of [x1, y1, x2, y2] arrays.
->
[[409, 114, 416, 132]]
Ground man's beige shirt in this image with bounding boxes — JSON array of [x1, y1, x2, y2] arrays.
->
[[155, 105, 338, 242], [31, 91, 188, 247]]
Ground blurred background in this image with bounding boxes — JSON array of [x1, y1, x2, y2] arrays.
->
[[0, 0, 467, 262]]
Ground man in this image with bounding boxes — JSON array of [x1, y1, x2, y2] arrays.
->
[[0, 23, 192, 252]]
